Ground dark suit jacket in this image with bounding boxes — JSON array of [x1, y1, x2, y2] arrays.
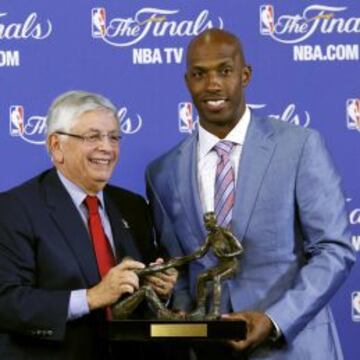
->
[[0, 168, 156, 360]]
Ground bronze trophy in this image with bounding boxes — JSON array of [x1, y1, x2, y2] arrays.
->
[[109, 212, 246, 341]]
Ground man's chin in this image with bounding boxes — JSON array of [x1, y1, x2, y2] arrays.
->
[[90, 174, 112, 188], [91, 168, 114, 181], [95, 176, 111, 185], [199, 107, 233, 121], [201, 115, 234, 127]]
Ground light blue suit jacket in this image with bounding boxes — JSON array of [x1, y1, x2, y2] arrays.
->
[[146, 114, 355, 359]]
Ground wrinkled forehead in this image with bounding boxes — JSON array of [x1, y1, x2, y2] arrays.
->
[[71, 108, 119, 131]]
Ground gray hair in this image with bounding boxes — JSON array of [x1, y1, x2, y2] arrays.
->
[[46, 90, 118, 139]]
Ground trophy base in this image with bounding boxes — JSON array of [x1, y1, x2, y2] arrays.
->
[[108, 320, 246, 341]]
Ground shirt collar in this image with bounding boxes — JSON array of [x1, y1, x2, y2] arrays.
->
[[198, 105, 251, 159], [57, 170, 105, 209]]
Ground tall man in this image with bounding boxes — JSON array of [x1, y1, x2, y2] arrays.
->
[[0, 91, 176, 359], [146, 29, 355, 359]]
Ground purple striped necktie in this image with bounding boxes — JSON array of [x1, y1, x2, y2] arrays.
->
[[214, 141, 235, 228]]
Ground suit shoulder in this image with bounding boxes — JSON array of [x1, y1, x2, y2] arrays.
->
[[256, 115, 319, 142], [0, 169, 51, 203], [265, 117, 317, 137], [146, 135, 193, 174], [0, 170, 52, 229]]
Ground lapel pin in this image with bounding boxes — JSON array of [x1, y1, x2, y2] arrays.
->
[[122, 218, 130, 229]]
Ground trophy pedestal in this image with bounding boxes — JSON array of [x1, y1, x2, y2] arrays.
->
[[108, 320, 246, 341]]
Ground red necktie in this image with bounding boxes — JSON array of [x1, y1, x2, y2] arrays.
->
[[85, 195, 115, 277], [85, 195, 115, 319]]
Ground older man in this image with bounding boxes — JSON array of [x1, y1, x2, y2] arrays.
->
[[0, 91, 176, 359]]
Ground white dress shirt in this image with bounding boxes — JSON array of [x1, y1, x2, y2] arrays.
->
[[197, 106, 251, 213]]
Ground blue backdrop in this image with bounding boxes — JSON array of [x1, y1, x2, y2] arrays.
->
[[0, 1, 359, 358]]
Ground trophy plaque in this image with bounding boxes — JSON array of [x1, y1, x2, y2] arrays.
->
[[108, 319, 246, 341]]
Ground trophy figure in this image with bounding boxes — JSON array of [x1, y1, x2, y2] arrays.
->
[[112, 212, 243, 321]]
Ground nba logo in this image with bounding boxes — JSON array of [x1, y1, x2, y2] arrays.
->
[[178, 102, 194, 133], [260, 5, 275, 35], [352, 292, 360, 322], [92, 8, 106, 38], [9, 105, 24, 136], [346, 98, 360, 131]]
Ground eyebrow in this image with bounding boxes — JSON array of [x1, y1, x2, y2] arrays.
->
[[82, 128, 119, 133], [190, 59, 234, 71]]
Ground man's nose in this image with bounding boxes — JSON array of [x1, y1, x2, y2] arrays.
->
[[206, 72, 222, 91], [97, 135, 115, 149]]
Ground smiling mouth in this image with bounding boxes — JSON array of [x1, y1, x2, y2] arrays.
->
[[90, 158, 112, 166], [203, 99, 228, 111]]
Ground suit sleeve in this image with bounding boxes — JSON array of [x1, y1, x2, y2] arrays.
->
[[0, 193, 69, 341], [145, 167, 194, 311], [266, 130, 355, 342]]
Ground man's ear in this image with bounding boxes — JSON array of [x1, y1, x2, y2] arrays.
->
[[242, 65, 252, 88], [48, 134, 64, 164]]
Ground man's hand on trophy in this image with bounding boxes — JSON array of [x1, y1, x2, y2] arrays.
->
[[222, 311, 273, 353], [143, 258, 178, 300], [87, 258, 145, 310]]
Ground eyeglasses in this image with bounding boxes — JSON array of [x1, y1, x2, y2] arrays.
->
[[56, 131, 121, 145]]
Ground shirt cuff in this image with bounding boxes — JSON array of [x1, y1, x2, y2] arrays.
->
[[266, 313, 282, 341], [67, 289, 90, 321]]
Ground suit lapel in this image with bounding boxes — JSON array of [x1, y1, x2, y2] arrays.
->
[[172, 134, 207, 246], [104, 191, 142, 263], [232, 114, 276, 239], [171, 115, 276, 247], [44, 169, 100, 286]]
